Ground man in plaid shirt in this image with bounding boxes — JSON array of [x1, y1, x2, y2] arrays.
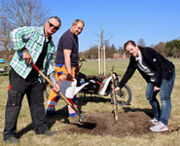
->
[[3, 16, 61, 144]]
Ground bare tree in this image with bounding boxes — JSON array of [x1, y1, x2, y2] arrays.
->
[[93, 26, 112, 48], [1, 0, 48, 27], [0, 17, 13, 61], [0, 0, 49, 62], [138, 38, 146, 47]]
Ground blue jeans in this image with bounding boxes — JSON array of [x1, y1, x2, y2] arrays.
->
[[146, 71, 175, 125]]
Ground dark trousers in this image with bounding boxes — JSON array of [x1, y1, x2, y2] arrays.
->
[[3, 69, 49, 140]]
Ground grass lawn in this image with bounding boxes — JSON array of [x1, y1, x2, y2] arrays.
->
[[0, 58, 180, 146]]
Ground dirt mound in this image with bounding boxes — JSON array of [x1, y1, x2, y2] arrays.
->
[[66, 111, 154, 137]]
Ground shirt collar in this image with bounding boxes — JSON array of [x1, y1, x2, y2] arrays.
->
[[39, 27, 52, 41], [135, 50, 142, 61], [39, 27, 45, 36]]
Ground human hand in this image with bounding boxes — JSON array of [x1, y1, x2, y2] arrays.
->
[[114, 87, 120, 93], [23, 50, 32, 64], [67, 73, 73, 80], [154, 86, 160, 92], [52, 83, 60, 93]]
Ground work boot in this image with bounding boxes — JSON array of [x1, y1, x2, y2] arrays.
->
[[68, 114, 79, 123], [46, 110, 57, 117], [4, 136, 20, 144]]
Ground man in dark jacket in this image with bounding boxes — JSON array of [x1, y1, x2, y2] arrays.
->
[[115, 40, 175, 132]]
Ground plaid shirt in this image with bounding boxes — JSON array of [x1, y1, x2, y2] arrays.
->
[[10, 26, 56, 80]]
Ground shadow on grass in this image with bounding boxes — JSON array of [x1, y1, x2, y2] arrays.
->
[[47, 106, 69, 126], [77, 95, 111, 105], [16, 106, 68, 138], [122, 107, 154, 119], [77, 95, 111, 112], [47, 96, 111, 127], [0, 73, 9, 76], [16, 124, 33, 138], [16, 96, 111, 138]]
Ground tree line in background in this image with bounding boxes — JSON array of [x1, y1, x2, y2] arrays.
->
[[0, 0, 180, 61], [79, 38, 180, 60]]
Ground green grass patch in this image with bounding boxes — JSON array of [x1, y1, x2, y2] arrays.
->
[[0, 58, 180, 146]]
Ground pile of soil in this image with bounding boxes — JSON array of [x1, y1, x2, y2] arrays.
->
[[66, 111, 154, 137], [66, 111, 180, 137]]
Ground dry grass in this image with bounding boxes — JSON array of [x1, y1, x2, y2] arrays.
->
[[0, 58, 180, 146]]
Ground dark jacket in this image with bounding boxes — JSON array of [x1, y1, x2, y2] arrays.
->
[[118, 46, 175, 88]]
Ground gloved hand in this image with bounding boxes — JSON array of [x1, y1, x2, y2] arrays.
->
[[67, 73, 73, 80], [75, 65, 79, 74]]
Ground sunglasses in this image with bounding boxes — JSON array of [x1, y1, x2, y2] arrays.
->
[[48, 21, 59, 30]]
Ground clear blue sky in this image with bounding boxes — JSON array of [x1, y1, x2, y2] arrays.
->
[[44, 0, 180, 52]]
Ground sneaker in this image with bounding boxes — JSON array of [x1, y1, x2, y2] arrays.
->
[[149, 118, 159, 125], [43, 130, 57, 136], [4, 136, 20, 144], [150, 121, 168, 132]]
